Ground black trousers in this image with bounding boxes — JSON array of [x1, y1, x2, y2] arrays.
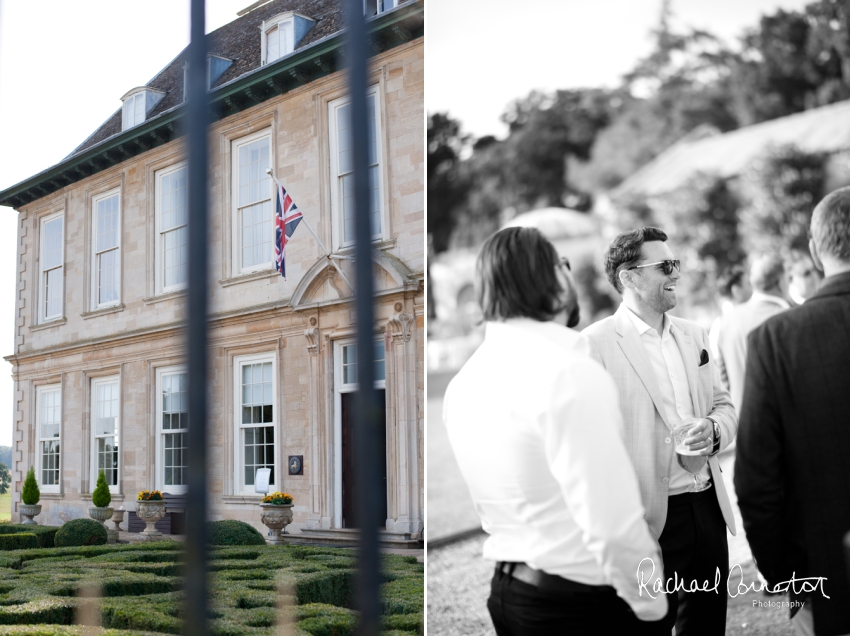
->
[[658, 488, 729, 636], [486, 565, 669, 635]]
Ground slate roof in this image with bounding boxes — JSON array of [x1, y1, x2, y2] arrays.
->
[[70, 0, 348, 157], [612, 99, 850, 199], [0, 0, 422, 209]]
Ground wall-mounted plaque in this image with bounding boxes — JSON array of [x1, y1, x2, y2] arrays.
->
[[288, 455, 303, 475]]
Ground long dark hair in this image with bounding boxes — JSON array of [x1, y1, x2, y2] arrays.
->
[[476, 227, 567, 322]]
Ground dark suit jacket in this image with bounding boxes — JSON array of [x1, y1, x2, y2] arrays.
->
[[735, 271, 850, 635]]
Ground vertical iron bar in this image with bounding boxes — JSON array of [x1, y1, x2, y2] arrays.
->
[[185, 0, 210, 634], [346, 0, 381, 635]]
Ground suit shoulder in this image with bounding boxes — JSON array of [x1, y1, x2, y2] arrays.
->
[[751, 302, 810, 339], [669, 314, 707, 337], [580, 315, 616, 339]]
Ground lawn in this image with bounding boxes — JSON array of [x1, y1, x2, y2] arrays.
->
[[0, 493, 10, 522], [0, 540, 423, 635]]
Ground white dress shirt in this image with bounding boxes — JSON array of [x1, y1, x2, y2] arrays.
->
[[623, 307, 710, 495], [750, 290, 791, 310], [443, 318, 667, 621]]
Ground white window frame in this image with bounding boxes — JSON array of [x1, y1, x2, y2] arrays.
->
[[90, 375, 121, 495], [122, 91, 147, 130], [38, 212, 64, 323], [233, 352, 278, 496], [262, 14, 295, 65], [36, 384, 62, 494], [231, 129, 274, 276], [91, 188, 122, 310], [332, 338, 386, 527], [155, 162, 189, 294], [365, 0, 398, 16], [328, 85, 386, 252], [155, 365, 189, 494]]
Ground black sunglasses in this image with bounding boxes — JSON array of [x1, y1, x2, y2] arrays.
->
[[558, 257, 571, 271], [627, 259, 681, 276]]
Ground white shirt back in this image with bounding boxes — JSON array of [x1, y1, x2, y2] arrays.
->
[[443, 318, 667, 620]]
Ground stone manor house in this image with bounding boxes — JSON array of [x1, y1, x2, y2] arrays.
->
[[0, 0, 424, 544]]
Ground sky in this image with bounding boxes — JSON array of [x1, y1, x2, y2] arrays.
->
[[0, 0, 822, 447], [426, 0, 815, 140], [0, 0, 260, 445]]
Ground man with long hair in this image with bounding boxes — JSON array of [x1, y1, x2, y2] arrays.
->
[[444, 227, 667, 635]]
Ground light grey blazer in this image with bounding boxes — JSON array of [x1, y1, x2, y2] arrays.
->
[[716, 296, 788, 415], [580, 304, 737, 539]]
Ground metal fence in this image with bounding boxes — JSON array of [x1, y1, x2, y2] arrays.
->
[[183, 1, 383, 633]]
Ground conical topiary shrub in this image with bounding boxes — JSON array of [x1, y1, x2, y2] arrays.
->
[[91, 469, 111, 508], [21, 467, 40, 505]]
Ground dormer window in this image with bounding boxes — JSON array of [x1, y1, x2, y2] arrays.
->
[[183, 55, 233, 101], [266, 18, 293, 63], [261, 13, 315, 65], [365, 0, 398, 16], [121, 87, 165, 131]]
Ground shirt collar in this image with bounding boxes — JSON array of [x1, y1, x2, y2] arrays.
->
[[788, 288, 807, 306], [621, 303, 670, 338], [750, 291, 790, 309], [485, 317, 582, 351]]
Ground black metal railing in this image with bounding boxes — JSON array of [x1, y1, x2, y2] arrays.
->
[[182, 1, 383, 633]]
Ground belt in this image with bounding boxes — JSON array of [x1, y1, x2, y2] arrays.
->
[[667, 484, 715, 507], [495, 562, 615, 595]]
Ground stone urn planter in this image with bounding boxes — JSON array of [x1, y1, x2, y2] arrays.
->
[[19, 504, 42, 526], [260, 504, 294, 545], [111, 508, 125, 532], [89, 506, 114, 524], [89, 506, 115, 543], [136, 501, 167, 539]]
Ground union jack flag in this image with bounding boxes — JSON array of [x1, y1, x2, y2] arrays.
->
[[274, 183, 303, 279]]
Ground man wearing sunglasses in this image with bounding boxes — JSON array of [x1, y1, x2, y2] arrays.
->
[[580, 227, 737, 636]]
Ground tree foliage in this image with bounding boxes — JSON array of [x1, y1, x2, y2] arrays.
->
[[427, 113, 469, 253], [0, 464, 9, 496], [428, 0, 850, 255], [740, 145, 828, 255], [91, 469, 112, 508], [21, 467, 39, 506]]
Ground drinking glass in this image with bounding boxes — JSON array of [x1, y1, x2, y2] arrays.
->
[[673, 418, 710, 492]]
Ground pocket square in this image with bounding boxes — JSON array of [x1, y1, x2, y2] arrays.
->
[[699, 349, 709, 366]]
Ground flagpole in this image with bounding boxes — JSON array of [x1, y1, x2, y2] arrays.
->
[[266, 168, 355, 291]]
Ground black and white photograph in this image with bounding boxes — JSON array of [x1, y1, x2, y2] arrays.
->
[[427, 0, 850, 634]]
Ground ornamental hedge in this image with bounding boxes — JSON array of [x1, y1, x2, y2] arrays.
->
[[0, 526, 58, 549], [54, 519, 108, 548], [0, 541, 423, 635], [0, 535, 36, 552], [207, 520, 266, 547]]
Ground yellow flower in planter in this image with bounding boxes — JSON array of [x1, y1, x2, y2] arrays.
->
[[261, 491, 293, 505], [137, 489, 164, 501]]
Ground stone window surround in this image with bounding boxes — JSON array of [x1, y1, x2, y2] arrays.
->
[[154, 161, 189, 296], [27, 196, 66, 332], [154, 363, 189, 495], [83, 173, 125, 315], [233, 350, 279, 496], [37, 211, 65, 325], [30, 376, 64, 495], [221, 338, 284, 498], [231, 128, 275, 277], [325, 82, 389, 252], [218, 110, 278, 284], [82, 365, 123, 497]]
